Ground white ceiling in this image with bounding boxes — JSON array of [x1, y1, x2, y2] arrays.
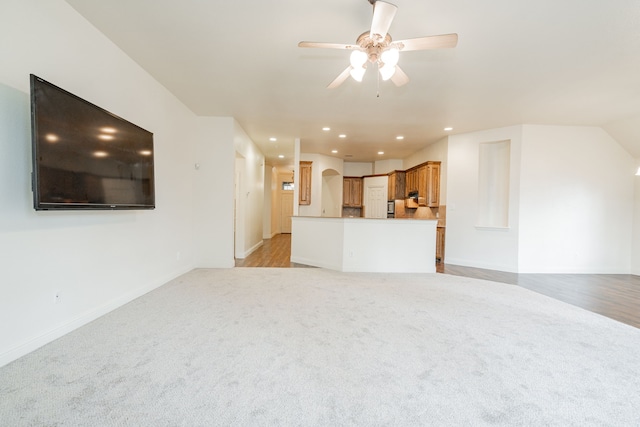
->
[[64, 0, 640, 166]]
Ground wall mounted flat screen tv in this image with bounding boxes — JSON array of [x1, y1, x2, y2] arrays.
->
[[30, 74, 155, 210]]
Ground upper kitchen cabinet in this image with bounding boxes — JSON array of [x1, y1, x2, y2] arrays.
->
[[343, 177, 363, 207], [425, 162, 440, 207], [405, 161, 441, 207], [299, 161, 312, 205], [387, 170, 406, 201]]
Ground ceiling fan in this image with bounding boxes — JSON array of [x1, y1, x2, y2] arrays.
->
[[298, 0, 458, 88]]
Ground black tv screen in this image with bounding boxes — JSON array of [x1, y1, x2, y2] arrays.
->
[[30, 74, 155, 210]]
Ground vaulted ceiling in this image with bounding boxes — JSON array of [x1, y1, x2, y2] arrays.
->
[[65, 0, 640, 165]]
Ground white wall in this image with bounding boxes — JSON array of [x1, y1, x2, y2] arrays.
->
[[193, 117, 235, 268], [321, 170, 342, 217], [343, 162, 372, 177], [374, 159, 403, 174], [447, 124, 635, 274], [518, 125, 634, 273], [0, 0, 234, 366], [234, 121, 265, 257], [446, 126, 523, 272], [299, 153, 344, 217], [633, 168, 640, 275]]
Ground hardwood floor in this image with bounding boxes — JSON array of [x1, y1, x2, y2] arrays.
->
[[236, 234, 640, 328], [234, 234, 311, 268]]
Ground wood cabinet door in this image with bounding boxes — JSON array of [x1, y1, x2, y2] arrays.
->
[[343, 178, 352, 206], [417, 165, 427, 204], [388, 173, 396, 201], [405, 169, 418, 196], [299, 161, 312, 205], [343, 177, 363, 207], [352, 178, 362, 207], [436, 227, 445, 262], [426, 163, 440, 207]]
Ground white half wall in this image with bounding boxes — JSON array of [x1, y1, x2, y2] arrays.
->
[[518, 125, 634, 273]]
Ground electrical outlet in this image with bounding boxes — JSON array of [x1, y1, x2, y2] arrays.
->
[[54, 290, 61, 304]]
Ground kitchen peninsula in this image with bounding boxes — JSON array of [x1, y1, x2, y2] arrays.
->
[[291, 216, 437, 273]]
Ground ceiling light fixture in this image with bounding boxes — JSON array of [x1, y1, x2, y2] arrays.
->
[[339, 134, 346, 138], [269, 137, 277, 142], [378, 151, 384, 155], [331, 150, 338, 154], [322, 127, 331, 131], [278, 155, 285, 159], [379, 47, 399, 80], [444, 127, 453, 131], [396, 136, 404, 140]]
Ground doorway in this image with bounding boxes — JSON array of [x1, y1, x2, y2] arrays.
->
[[281, 193, 293, 233]]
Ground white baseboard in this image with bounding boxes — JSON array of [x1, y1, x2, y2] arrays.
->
[[0, 266, 193, 368]]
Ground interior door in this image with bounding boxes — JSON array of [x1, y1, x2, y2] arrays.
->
[[364, 186, 387, 218], [281, 192, 293, 233]]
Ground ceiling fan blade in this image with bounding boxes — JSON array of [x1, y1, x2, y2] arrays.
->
[[327, 66, 353, 89], [395, 33, 458, 51], [390, 65, 409, 87], [370, 1, 397, 42], [298, 41, 355, 50]]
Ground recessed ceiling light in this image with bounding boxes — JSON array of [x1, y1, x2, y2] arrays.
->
[[444, 127, 453, 131], [93, 151, 108, 157], [331, 150, 338, 154], [338, 134, 346, 138], [396, 136, 404, 140], [100, 127, 116, 134], [45, 134, 59, 143], [98, 134, 114, 140], [322, 127, 330, 131], [278, 154, 284, 158], [378, 151, 384, 155], [139, 150, 152, 156], [269, 137, 277, 142]]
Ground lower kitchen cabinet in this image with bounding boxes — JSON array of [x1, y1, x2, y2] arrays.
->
[[436, 226, 445, 263]]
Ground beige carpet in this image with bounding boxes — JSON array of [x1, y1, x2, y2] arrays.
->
[[1, 268, 639, 426]]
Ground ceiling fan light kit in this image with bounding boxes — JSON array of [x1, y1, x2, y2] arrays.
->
[[298, 0, 458, 89]]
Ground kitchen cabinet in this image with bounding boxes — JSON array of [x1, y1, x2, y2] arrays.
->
[[425, 162, 440, 207], [405, 168, 418, 197], [436, 226, 445, 263], [299, 161, 312, 205], [343, 177, 363, 207], [405, 161, 440, 207], [387, 171, 405, 200]]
